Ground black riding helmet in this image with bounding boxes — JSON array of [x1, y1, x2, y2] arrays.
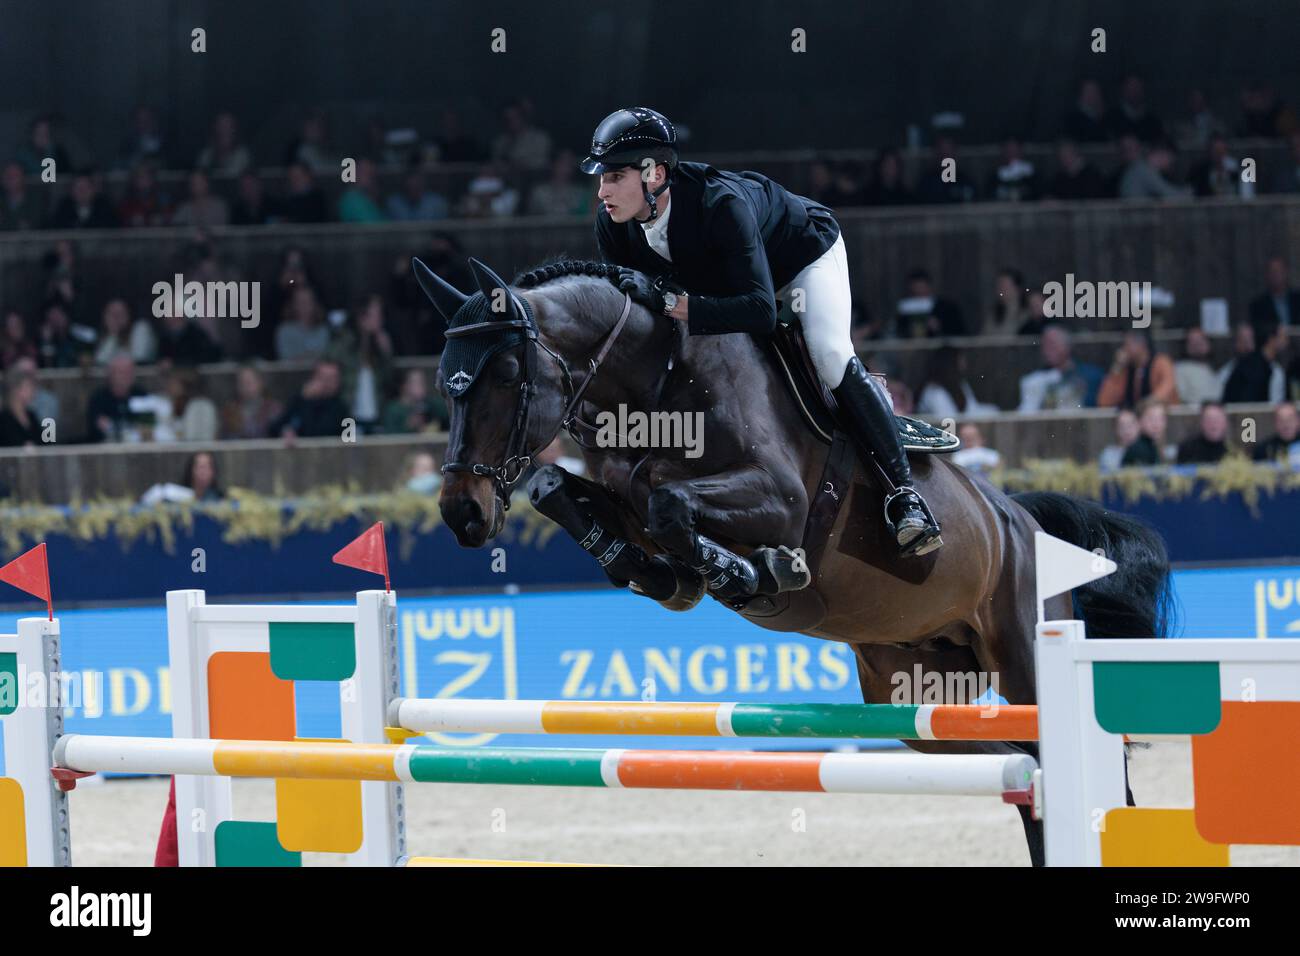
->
[[579, 107, 678, 220]]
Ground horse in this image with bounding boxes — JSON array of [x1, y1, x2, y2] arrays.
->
[[415, 255, 1172, 866]]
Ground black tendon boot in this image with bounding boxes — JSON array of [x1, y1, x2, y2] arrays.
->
[[832, 357, 943, 556], [691, 534, 760, 603]]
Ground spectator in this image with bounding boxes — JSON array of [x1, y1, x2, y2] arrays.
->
[[275, 285, 331, 361], [49, 173, 117, 228], [388, 231, 472, 355], [284, 111, 337, 174], [1239, 82, 1296, 139], [950, 422, 1001, 472], [156, 308, 221, 366], [987, 138, 1037, 202], [1189, 135, 1253, 198], [1253, 402, 1300, 462], [1268, 132, 1300, 195], [195, 111, 252, 176], [1247, 256, 1300, 335], [387, 169, 450, 221], [1121, 400, 1174, 466], [325, 294, 395, 432], [1217, 321, 1257, 393], [85, 354, 146, 442], [184, 451, 224, 501], [93, 298, 157, 366], [0, 372, 43, 447], [459, 164, 520, 218], [1017, 325, 1104, 411], [862, 148, 913, 206], [119, 105, 168, 169], [1177, 402, 1231, 464], [491, 100, 552, 172], [1017, 290, 1051, 336], [1223, 321, 1287, 403], [820, 161, 868, 208], [1, 311, 37, 368], [1098, 330, 1181, 408], [382, 368, 448, 434], [914, 135, 976, 204], [916, 347, 998, 417], [896, 269, 966, 338], [338, 158, 388, 223], [16, 116, 71, 175], [1064, 80, 1110, 144], [1099, 408, 1142, 472], [526, 149, 590, 216], [1045, 140, 1107, 200], [171, 170, 229, 228], [7, 357, 58, 424], [0, 162, 45, 231], [1173, 327, 1222, 405], [219, 365, 284, 439], [117, 162, 173, 227], [154, 368, 218, 442], [41, 239, 79, 313], [1117, 137, 1191, 200], [1110, 76, 1165, 143], [436, 109, 487, 162], [231, 171, 275, 225], [37, 303, 94, 369], [983, 267, 1029, 335], [279, 162, 328, 223], [1175, 90, 1225, 151], [402, 451, 441, 495], [271, 359, 350, 439], [886, 377, 915, 416], [255, 245, 319, 360]]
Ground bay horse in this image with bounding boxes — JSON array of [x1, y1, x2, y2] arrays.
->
[[416, 256, 1171, 866]]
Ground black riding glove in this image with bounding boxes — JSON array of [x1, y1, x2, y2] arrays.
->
[[616, 269, 666, 313]]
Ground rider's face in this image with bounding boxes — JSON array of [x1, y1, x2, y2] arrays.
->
[[597, 168, 650, 223]]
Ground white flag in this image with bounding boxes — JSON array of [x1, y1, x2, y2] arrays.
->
[[1035, 531, 1117, 622]]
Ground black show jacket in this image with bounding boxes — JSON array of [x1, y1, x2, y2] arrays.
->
[[594, 161, 840, 336]]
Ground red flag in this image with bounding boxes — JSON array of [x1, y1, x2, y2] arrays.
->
[[0, 542, 53, 619], [332, 522, 390, 592]]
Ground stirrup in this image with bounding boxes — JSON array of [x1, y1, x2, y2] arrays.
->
[[882, 487, 943, 557]]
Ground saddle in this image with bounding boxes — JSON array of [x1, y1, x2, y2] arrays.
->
[[762, 322, 959, 453]]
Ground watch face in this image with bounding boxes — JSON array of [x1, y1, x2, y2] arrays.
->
[[662, 292, 677, 312]]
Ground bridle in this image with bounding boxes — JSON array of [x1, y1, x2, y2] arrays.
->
[[441, 292, 635, 508]]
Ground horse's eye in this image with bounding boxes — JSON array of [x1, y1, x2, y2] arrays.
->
[[495, 354, 521, 383]]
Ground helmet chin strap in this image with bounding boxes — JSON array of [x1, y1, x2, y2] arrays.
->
[[638, 177, 671, 222]]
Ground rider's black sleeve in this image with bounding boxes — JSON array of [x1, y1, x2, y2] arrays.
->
[[686, 197, 778, 336]]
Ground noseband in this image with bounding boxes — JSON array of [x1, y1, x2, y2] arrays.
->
[[441, 292, 635, 508]]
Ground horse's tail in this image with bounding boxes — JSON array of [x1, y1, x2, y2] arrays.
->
[[1012, 491, 1174, 640]]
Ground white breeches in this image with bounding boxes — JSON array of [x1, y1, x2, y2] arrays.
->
[[776, 232, 855, 388]]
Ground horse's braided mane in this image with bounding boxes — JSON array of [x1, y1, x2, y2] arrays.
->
[[513, 258, 623, 289]]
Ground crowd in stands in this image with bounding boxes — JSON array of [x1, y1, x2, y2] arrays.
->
[[1, 82, 1299, 486], [3, 78, 1300, 239]]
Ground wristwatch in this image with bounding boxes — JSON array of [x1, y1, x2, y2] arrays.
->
[[661, 291, 679, 315]]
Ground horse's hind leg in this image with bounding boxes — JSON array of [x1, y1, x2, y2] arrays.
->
[[527, 464, 704, 611]]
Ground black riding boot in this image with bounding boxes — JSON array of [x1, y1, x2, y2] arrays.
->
[[832, 357, 943, 556]]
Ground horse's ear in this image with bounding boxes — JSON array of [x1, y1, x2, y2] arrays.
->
[[412, 257, 468, 322], [467, 258, 516, 315]]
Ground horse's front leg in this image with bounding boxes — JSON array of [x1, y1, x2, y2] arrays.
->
[[527, 464, 705, 611], [645, 465, 810, 605]]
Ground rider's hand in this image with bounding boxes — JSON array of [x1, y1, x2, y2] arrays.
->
[[616, 269, 666, 313]]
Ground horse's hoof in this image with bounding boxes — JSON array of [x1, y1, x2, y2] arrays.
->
[[753, 545, 812, 594], [648, 555, 706, 612]]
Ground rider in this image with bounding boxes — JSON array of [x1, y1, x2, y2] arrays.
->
[[580, 107, 942, 557]]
